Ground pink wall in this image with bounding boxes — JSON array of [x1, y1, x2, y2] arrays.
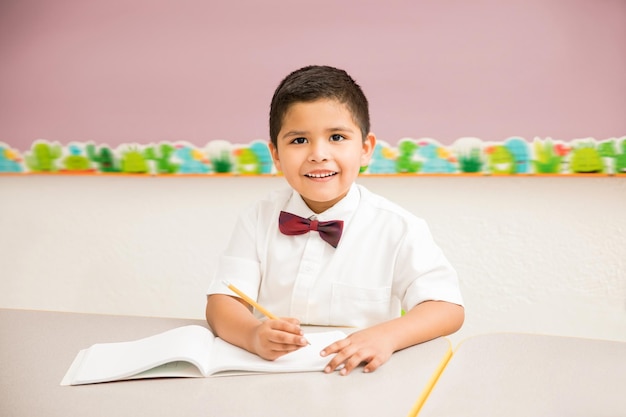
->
[[1, 0, 625, 151]]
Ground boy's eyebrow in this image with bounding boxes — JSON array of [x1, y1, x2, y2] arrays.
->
[[327, 125, 356, 133], [281, 130, 309, 139], [280, 126, 356, 139]]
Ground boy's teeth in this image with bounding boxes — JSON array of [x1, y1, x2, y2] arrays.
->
[[307, 172, 336, 178]]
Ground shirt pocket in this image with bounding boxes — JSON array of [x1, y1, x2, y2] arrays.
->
[[330, 282, 392, 327]]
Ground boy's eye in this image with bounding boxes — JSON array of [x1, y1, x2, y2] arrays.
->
[[291, 137, 308, 144], [330, 134, 345, 142]]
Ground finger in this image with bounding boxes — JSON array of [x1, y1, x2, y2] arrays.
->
[[320, 337, 350, 357], [280, 317, 301, 326], [269, 318, 304, 336], [323, 341, 354, 373], [270, 342, 306, 353], [267, 328, 308, 347], [273, 335, 309, 348], [339, 351, 370, 376], [362, 356, 384, 373], [263, 344, 304, 361]]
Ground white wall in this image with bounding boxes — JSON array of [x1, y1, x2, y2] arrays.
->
[[1, 175, 625, 345]]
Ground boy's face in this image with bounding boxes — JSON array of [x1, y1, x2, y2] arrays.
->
[[269, 98, 376, 213]]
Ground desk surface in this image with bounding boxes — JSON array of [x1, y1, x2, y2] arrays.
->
[[0, 308, 450, 417], [418, 332, 626, 417]]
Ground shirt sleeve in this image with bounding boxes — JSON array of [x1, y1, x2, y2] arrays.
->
[[394, 217, 464, 312], [206, 205, 262, 300]]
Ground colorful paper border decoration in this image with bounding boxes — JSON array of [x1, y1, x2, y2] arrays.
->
[[1, 136, 625, 176]]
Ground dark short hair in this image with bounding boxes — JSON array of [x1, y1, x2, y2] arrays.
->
[[269, 65, 370, 147]]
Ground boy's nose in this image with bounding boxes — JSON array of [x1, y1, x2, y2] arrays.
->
[[308, 140, 329, 162]]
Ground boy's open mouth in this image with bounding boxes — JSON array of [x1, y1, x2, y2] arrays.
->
[[305, 171, 338, 178]]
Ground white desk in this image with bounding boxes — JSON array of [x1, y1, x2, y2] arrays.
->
[[0, 308, 450, 417], [418, 332, 626, 417]]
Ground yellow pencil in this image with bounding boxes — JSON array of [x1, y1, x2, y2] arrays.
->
[[222, 280, 310, 345], [222, 280, 278, 319]]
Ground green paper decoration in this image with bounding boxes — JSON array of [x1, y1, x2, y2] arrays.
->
[[2, 136, 625, 176]]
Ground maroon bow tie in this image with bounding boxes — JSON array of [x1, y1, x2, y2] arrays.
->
[[278, 211, 344, 248]]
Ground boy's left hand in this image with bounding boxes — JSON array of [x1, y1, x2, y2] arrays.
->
[[320, 326, 395, 375]]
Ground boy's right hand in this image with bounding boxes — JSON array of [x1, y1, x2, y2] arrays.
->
[[251, 317, 309, 361]]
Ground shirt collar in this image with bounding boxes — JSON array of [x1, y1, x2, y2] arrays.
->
[[284, 183, 360, 222]]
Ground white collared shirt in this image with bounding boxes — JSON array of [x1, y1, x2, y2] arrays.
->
[[207, 183, 463, 328]]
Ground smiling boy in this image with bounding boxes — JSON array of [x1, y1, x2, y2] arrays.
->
[[206, 65, 464, 375]]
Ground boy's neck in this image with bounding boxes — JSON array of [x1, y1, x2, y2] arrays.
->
[[300, 183, 356, 214]]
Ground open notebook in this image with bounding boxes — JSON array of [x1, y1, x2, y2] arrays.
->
[[61, 324, 346, 385]]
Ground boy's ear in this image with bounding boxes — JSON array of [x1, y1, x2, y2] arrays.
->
[[361, 133, 376, 166], [268, 141, 282, 172]]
